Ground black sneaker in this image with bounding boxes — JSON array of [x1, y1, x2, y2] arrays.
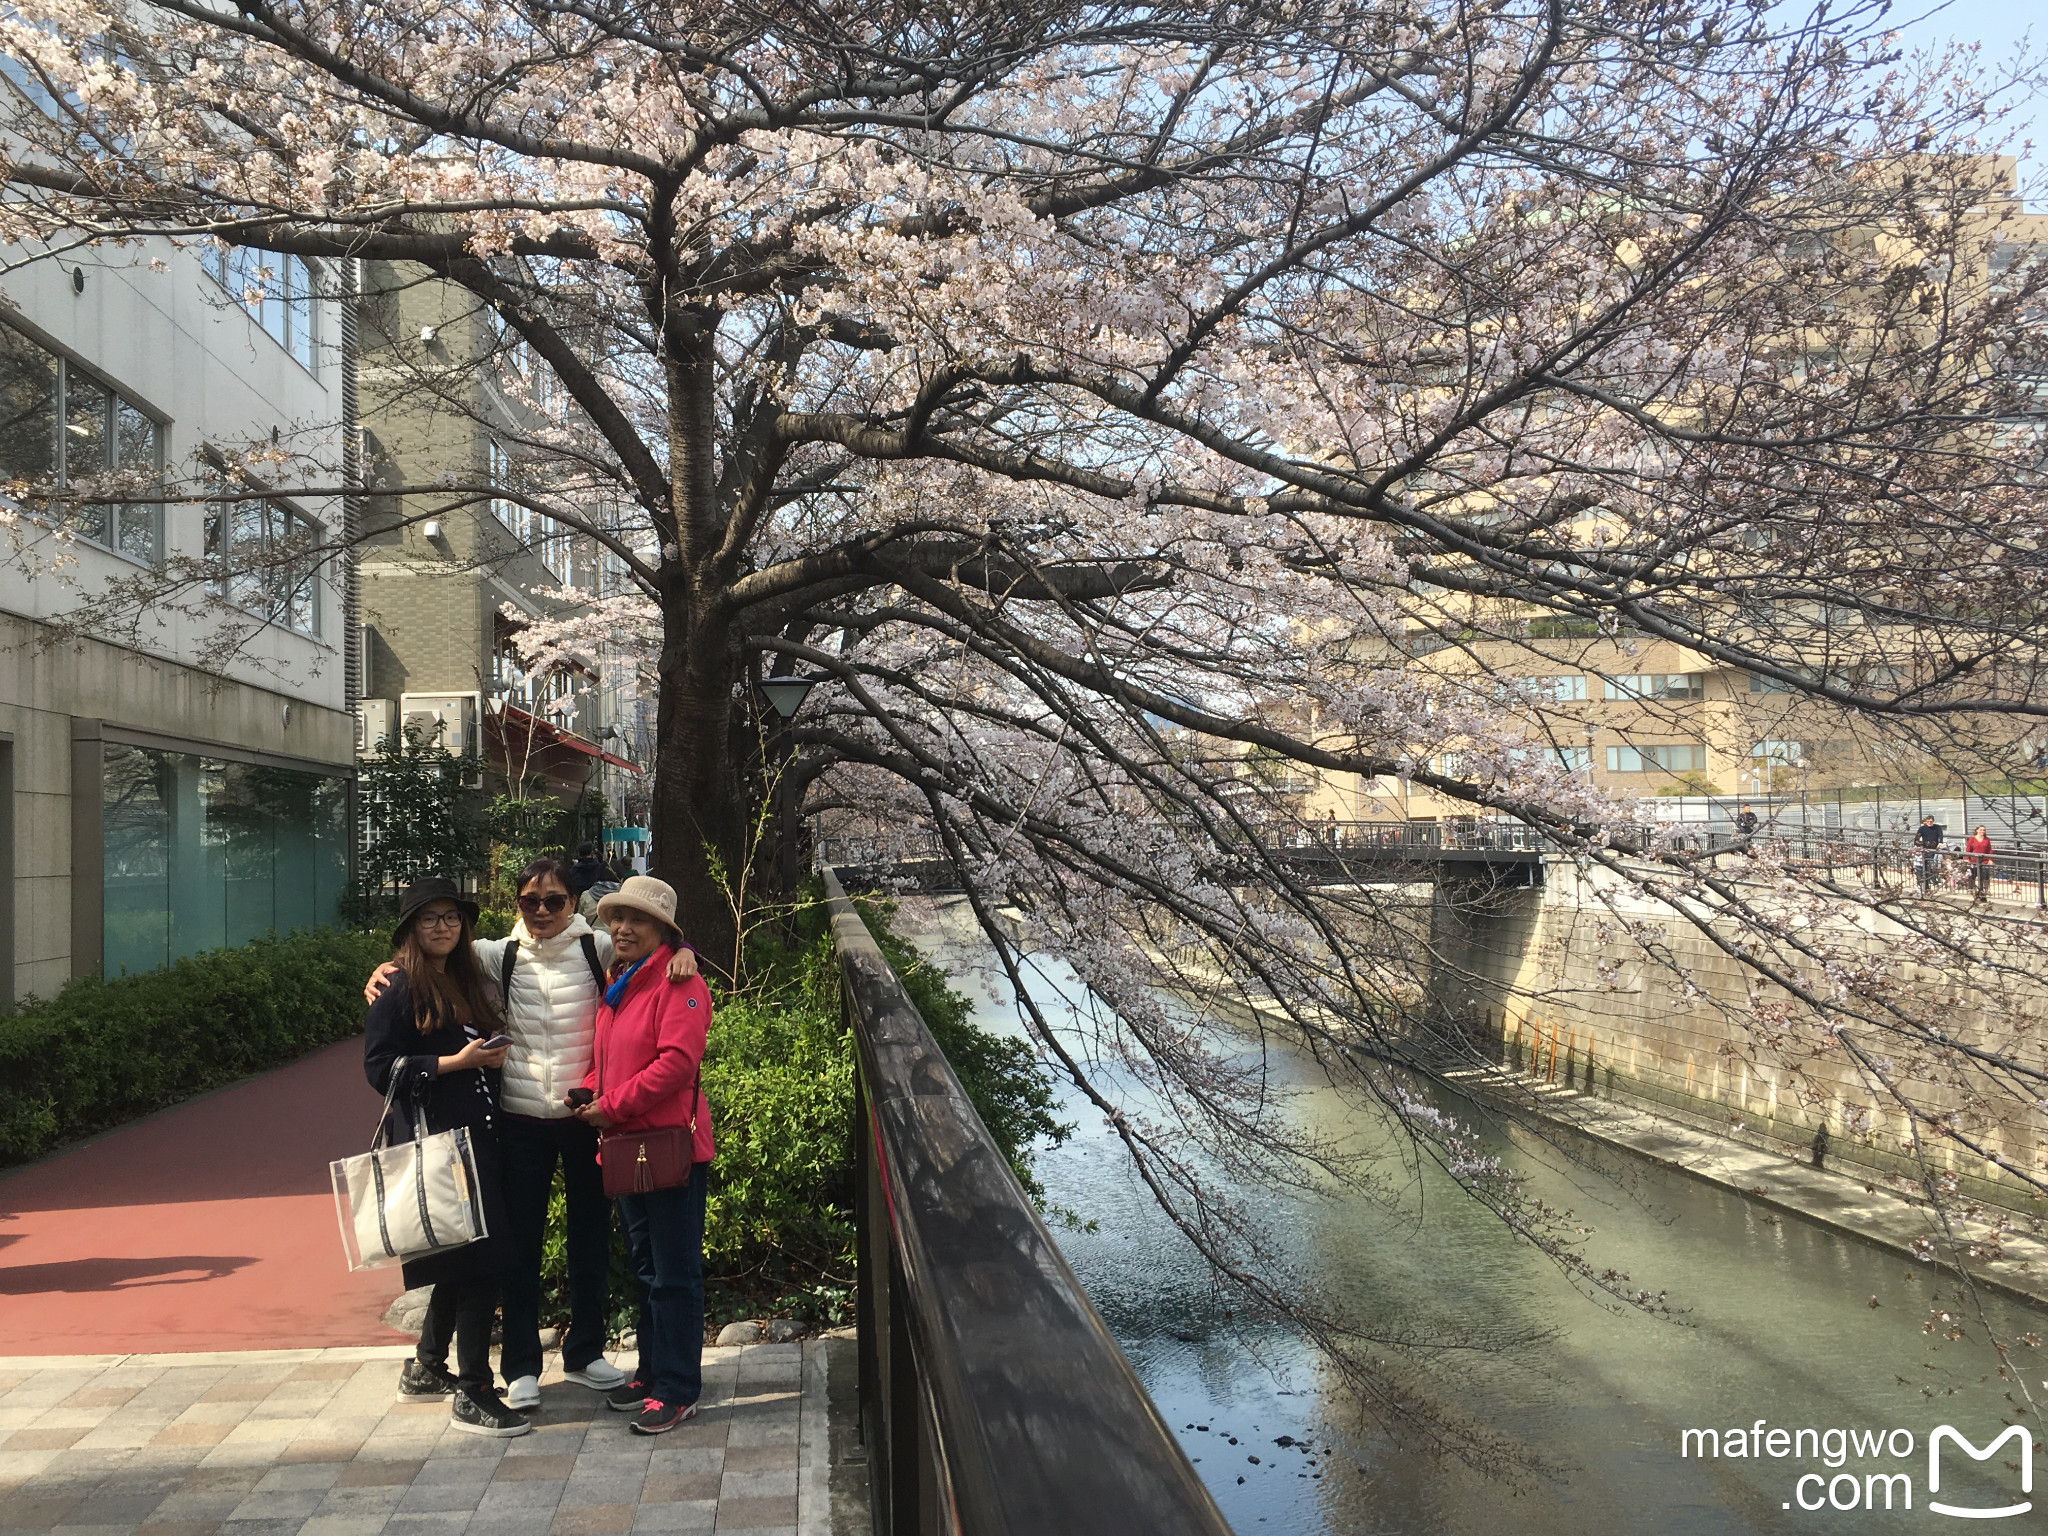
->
[[450, 1386, 533, 1438], [398, 1359, 458, 1397], [607, 1379, 649, 1412], [630, 1399, 696, 1436]]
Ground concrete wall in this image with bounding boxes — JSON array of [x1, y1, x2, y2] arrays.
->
[[1433, 859, 2048, 1213]]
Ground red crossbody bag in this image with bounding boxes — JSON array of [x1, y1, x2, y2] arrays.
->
[[595, 979, 700, 1198]]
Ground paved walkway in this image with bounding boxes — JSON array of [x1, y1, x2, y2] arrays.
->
[[0, 1041, 404, 1353], [0, 1338, 846, 1534], [0, 1042, 870, 1533]]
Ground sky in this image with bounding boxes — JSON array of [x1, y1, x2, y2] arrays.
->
[[1883, 0, 2043, 187]]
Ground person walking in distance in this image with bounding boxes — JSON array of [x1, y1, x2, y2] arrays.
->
[[1735, 804, 1760, 840], [1966, 824, 1995, 902], [366, 859, 697, 1412], [1915, 815, 1945, 892], [573, 875, 717, 1436], [362, 878, 527, 1437]]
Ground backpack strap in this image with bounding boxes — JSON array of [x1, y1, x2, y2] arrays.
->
[[580, 932, 605, 990], [499, 941, 517, 1004]]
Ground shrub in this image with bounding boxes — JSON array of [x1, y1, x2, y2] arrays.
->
[[0, 928, 390, 1165]]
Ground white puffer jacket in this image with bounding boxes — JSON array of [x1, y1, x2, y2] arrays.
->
[[474, 916, 614, 1120]]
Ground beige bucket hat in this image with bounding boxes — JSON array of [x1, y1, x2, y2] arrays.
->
[[596, 874, 682, 941]]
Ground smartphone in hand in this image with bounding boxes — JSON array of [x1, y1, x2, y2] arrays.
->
[[479, 1034, 513, 1052], [565, 1087, 595, 1108]]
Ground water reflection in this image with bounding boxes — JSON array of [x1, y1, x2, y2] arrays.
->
[[905, 900, 2048, 1535]]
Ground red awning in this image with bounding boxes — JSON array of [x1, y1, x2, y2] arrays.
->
[[496, 704, 641, 772]]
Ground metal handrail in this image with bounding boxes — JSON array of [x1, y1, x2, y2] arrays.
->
[[826, 869, 1232, 1536]]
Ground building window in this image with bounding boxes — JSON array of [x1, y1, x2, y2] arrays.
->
[[493, 633, 583, 718], [1609, 673, 1705, 700], [1606, 743, 1706, 773], [0, 321, 163, 561], [490, 438, 567, 580], [206, 244, 319, 370], [1750, 671, 1793, 694], [1751, 739, 1804, 766], [204, 496, 321, 634], [1517, 675, 1587, 702], [102, 743, 349, 976]]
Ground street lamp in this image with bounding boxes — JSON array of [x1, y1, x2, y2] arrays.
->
[[756, 675, 817, 720], [755, 674, 818, 895]]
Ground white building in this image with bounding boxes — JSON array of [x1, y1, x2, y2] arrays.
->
[[0, 240, 355, 996]]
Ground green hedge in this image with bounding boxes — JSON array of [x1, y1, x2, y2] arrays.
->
[[0, 928, 390, 1165]]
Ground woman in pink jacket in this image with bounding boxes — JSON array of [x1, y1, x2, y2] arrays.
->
[[570, 876, 716, 1435]]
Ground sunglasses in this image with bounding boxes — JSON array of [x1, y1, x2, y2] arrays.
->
[[516, 893, 571, 915]]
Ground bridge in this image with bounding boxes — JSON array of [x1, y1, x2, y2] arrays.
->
[[822, 816, 2048, 907], [819, 819, 1550, 894]]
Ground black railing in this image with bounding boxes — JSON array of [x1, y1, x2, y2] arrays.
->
[[826, 870, 1232, 1536]]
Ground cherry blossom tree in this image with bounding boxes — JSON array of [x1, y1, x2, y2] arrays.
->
[[7, 0, 2048, 1448]]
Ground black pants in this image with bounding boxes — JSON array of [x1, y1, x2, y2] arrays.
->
[[417, 1276, 498, 1392], [499, 1115, 612, 1383]]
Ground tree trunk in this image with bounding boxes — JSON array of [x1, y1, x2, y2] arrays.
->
[[648, 589, 744, 981]]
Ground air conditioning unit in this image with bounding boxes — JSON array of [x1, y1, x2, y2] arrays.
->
[[398, 692, 481, 757], [357, 698, 394, 756]]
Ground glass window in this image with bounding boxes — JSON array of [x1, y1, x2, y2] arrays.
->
[[1610, 673, 1705, 700], [1752, 739, 1804, 765], [64, 368, 109, 544], [0, 322, 162, 560], [102, 742, 348, 976], [207, 244, 319, 369], [1750, 672, 1793, 694], [1606, 744, 1706, 773], [0, 322, 56, 485], [205, 495, 321, 635]]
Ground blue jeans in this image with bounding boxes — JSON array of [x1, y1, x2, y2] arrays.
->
[[499, 1116, 613, 1384], [617, 1162, 708, 1408]]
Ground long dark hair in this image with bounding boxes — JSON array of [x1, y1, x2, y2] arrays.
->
[[392, 908, 502, 1035]]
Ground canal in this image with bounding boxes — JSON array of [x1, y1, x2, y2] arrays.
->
[[903, 898, 2048, 1534]]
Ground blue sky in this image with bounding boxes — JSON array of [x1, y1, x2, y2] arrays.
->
[[1884, 0, 2042, 183]]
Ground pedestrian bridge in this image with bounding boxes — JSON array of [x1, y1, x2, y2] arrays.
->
[[820, 819, 1549, 895]]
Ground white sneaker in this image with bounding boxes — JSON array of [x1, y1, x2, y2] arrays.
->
[[563, 1358, 628, 1391], [505, 1374, 541, 1411]]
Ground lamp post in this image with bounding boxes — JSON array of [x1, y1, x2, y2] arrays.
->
[[755, 673, 818, 894]]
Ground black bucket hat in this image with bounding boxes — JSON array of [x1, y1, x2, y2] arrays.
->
[[393, 877, 480, 945]]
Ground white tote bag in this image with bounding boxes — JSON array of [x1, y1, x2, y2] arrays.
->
[[331, 1059, 489, 1272]]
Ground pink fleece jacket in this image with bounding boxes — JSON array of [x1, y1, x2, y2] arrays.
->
[[584, 944, 716, 1163]]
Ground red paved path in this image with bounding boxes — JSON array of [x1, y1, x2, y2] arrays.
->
[[0, 1039, 409, 1355]]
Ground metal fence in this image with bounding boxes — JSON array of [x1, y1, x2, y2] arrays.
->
[[825, 870, 1232, 1536]]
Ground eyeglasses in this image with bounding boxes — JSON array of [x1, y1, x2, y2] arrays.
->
[[517, 893, 570, 915], [415, 908, 465, 930]]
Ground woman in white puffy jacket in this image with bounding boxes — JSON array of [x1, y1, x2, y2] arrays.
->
[[369, 857, 695, 1410]]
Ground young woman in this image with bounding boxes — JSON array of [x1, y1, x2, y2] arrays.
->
[[572, 875, 716, 1436], [366, 860, 696, 1411], [361, 877, 528, 1438]]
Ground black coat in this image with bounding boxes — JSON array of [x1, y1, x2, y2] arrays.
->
[[363, 969, 511, 1288]]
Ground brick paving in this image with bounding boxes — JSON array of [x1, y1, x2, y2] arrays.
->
[[0, 1339, 839, 1534]]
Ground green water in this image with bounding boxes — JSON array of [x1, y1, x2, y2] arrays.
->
[[906, 901, 2048, 1535]]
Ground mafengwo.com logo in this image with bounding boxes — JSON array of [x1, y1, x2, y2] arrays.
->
[[1680, 1422, 2033, 1517]]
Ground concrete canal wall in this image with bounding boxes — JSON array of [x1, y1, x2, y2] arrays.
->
[[1426, 860, 2048, 1215]]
